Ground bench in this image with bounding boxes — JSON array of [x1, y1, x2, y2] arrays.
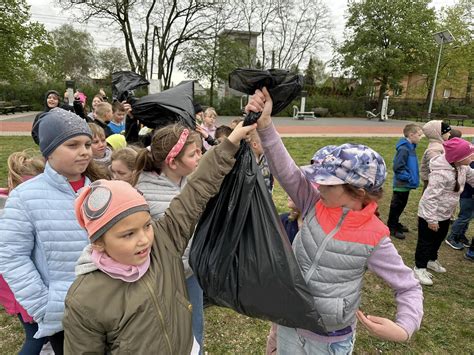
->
[[446, 114, 469, 126], [416, 112, 437, 122], [11, 100, 31, 112], [293, 106, 316, 120], [0, 101, 16, 115]]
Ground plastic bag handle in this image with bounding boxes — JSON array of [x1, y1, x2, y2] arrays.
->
[[243, 111, 261, 126]]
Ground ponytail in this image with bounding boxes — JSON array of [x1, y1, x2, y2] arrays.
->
[[451, 163, 460, 192], [131, 148, 156, 186]]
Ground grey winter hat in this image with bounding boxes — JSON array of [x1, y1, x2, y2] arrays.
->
[[39, 108, 92, 158]]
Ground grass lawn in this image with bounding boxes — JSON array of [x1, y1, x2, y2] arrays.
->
[[1, 135, 473, 354]]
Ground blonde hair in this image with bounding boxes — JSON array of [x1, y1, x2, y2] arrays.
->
[[403, 124, 422, 137], [204, 107, 217, 118], [7, 149, 45, 191], [95, 102, 112, 119], [131, 124, 200, 186], [88, 123, 106, 138], [111, 147, 138, 172]]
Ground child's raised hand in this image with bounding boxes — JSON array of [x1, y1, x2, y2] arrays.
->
[[245, 87, 273, 129], [356, 310, 409, 342], [227, 122, 257, 145], [195, 125, 209, 139]]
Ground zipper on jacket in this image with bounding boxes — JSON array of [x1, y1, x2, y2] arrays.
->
[[143, 277, 173, 353], [304, 208, 350, 283]]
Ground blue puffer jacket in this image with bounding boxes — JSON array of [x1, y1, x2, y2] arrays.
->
[[392, 138, 419, 189], [0, 163, 90, 338]]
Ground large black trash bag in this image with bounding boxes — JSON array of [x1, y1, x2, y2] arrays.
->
[[112, 71, 150, 103], [131, 80, 196, 129], [229, 68, 304, 124], [190, 141, 325, 333]]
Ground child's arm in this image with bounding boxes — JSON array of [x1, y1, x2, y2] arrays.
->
[[393, 148, 411, 182], [0, 191, 48, 323], [363, 238, 424, 341], [465, 167, 474, 186], [246, 88, 319, 215], [63, 297, 106, 353], [156, 123, 255, 255]]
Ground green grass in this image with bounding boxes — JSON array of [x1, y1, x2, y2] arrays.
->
[[1, 136, 473, 354]]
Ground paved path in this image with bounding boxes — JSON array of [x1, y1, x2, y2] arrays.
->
[[2, 111, 474, 137]]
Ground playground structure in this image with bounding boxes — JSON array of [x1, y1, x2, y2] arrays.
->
[[366, 94, 395, 121], [292, 91, 315, 120]]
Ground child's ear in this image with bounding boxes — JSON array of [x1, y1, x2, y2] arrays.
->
[[91, 240, 105, 252], [168, 158, 178, 170]]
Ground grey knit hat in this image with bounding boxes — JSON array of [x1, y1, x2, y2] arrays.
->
[[39, 108, 92, 158]]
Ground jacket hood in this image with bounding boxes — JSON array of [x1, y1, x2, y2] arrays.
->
[[396, 137, 415, 150], [429, 154, 452, 171], [75, 244, 98, 276], [422, 120, 444, 143], [43, 90, 61, 112], [137, 171, 185, 190]]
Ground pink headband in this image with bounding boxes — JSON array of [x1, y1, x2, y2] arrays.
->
[[165, 129, 189, 165]]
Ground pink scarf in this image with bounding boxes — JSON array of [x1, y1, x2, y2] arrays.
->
[[91, 249, 150, 282]]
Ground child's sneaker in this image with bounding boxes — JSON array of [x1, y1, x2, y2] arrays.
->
[[413, 267, 433, 286], [459, 236, 471, 248], [397, 223, 409, 233], [464, 250, 474, 262], [390, 229, 406, 240], [427, 259, 446, 273], [445, 238, 464, 250]]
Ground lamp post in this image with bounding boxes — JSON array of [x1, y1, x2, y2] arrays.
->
[[428, 30, 455, 115]]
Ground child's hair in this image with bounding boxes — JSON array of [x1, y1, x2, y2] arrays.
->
[[451, 165, 461, 192], [95, 102, 112, 119], [204, 107, 217, 118], [88, 123, 106, 138], [215, 125, 232, 140], [84, 160, 109, 182], [131, 123, 201, 186], [449, 129, 462, 139], [246, 130, 261, 144], [111, 147, 138, 172], [342, 184, 384, 208], [403, 124, 422, 137], [112, 101, 125, 114], [7, 149, 45, 191], [230, 117, 243, 127]]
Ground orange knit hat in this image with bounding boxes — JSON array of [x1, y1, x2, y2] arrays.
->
[[75, 180, 149, 242]]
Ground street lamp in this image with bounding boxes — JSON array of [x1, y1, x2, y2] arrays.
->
[[428, 30, 455, 115]]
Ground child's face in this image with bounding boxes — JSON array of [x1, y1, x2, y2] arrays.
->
[[95, 211, 154, 266], [203, 113, 216, 127], [318, 184, 360, 209], [250, 140, 264, 157], [48, 136, 92, 181], [92, 97, 102, 110], [455, 154, 473, 166], [110, 159, 133, 184], [173, 143, 201, 177], [104, 109, 113, 123], [407, 130, 423, 145], [47, 94, 59, 109], [91, 134, 107, 158], [113, 110, 126, 124], [442, 132, 450, 141]]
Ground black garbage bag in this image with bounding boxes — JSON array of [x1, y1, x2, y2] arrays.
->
[[190, 140, 325, 333], [131, 81, 196, 129], [229, 68, 303, 124], [112, 71, 150, 103]]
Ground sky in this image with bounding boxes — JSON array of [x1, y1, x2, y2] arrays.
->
[[27, 0, 458, 83]]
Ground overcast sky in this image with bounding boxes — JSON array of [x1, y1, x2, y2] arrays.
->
[[27, 0, 458, 83]]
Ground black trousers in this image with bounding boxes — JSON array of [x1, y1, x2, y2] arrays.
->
[[49, 331, 64, 355], [387, 190, 410, 230], [415, 217, 451, 268]]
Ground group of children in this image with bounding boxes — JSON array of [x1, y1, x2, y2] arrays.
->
[[386, 120, 474, 287], [8, 84, 474, 353]]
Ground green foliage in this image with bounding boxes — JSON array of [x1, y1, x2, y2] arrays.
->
[[0, 0, 51, 83], [97, 48, 130, 80], [339, 0, 437, 105]]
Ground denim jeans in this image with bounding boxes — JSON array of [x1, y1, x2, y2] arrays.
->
[[186, 275, 204, 353], [447, 197, 474, 242], [276, 325, 355, 355], [17, 314, 47, 355]]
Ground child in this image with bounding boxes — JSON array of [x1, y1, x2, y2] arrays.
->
[[247, 130, 274, 194], [215, 125, 233, 143], [415, 138, 474, 285], [106, 133, 127, 151], [420, 120, 451, 191], [87, 94, 104, 122], [0, 108, 106, 355], [132, 123, 205, 350], [246, 88, 423, 352], [201, 107, 217, 150], [110, 147, 138, 184], [0, 150, 46, 354], [94, 102, 114, 136], [62, 122, 256, 353], [108, 101, 126, 134], [89, 123, 113, 167], [230, 117, 244, 129], [387, 124, 423, 239]]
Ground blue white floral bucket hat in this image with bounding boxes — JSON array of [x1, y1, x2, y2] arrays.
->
[[301, 143, 387, 192]]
